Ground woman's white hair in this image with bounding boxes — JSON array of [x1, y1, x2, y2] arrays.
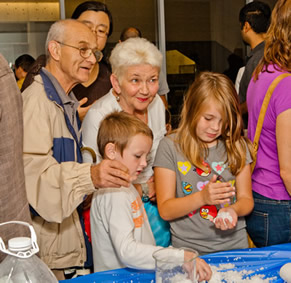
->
[[109, 37, 163, 80]]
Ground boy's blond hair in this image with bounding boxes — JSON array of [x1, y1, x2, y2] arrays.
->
[[97, 111, 153, 158]]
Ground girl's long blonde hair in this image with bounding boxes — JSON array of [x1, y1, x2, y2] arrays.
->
[[253, 0, 291, 80], [175, 72, 253, 175]]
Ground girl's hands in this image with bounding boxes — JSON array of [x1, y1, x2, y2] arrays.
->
[[201, 175, 235, 205], [213, 207, 238, 231]]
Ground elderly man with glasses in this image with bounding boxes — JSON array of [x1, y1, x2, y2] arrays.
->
[[22, 19, 130, 280]]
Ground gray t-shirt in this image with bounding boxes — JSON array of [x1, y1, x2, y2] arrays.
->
[[154, 134, 252, 255]]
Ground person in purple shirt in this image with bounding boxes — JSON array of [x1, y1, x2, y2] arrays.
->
[[246, 0, 291, 247]]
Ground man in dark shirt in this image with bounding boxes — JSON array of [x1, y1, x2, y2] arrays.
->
[[238, 1, 271, 129]]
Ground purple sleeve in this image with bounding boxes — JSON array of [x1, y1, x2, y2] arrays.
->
[[273, 76, 291, 117]]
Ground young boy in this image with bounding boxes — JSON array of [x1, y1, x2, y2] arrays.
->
[[90, 111, 212, 280]]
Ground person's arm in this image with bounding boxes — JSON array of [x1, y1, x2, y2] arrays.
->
[[240, 101, 248, 115], [154, 137, 235, 221], [103, 188, 212, 279], [231, 163, 254, 216], [276, 109, 291, 196], [214, 163, 254, 230], [155, 167, 235, 221]]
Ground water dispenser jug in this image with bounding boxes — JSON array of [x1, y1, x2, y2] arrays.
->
[[0, 221, 58, 283]]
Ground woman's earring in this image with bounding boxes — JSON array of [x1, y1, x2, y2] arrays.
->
[[116, 96, 120, 102]]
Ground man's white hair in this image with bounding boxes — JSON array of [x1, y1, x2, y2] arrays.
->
[[45, 19, 79, 59]]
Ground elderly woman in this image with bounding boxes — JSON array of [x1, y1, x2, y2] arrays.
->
[[82, 37, 166, 199]]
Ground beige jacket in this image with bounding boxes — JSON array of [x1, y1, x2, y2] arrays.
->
[[22, 74, 95, 269]]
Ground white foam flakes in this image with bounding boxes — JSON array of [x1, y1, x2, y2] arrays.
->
[[205, 263, 277, 283], [213, 211, 233, 225]]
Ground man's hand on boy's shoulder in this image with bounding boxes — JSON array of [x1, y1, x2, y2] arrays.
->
[[90, 160, 131, 189]]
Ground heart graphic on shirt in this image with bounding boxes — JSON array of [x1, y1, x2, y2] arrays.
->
[[212, 162, 226, 175], [177, 161, 191, 175], [197, 181, 209, 191]]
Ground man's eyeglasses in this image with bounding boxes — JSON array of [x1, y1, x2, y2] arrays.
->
[[56, 41, 103, 62]]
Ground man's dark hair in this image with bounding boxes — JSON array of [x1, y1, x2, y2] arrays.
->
[[71, 1, 113, 37], [120, 27, 142, 42], [239, 1, 271, 33], [15, 54, 35, 72]]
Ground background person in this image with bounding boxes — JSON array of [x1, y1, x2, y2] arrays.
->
[[21, 54, 46, 92], [22, 19, 130, 280], [71, 1, 113, 107], [246, 0, 291, 248], [238, 1, 271, 129], [90, 111, 212, 282], [154, 72, 254, 255], [14, 54, 35, 89]]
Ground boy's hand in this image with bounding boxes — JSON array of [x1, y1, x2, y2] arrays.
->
[[183, 251, 212, 282], [202, 175, 235, 205], [196, 257, 212, 282]]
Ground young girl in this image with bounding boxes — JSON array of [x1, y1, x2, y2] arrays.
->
[[154, 72, 254, 255], [90, 111, 212, 281]]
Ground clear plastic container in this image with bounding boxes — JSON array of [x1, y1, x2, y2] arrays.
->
[[0, 221, 58, 283], [153, 247, 198, 283]]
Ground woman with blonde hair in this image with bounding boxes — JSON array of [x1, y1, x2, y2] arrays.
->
[[154, 71, 254, 255], [246, 0, 291, 247]]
